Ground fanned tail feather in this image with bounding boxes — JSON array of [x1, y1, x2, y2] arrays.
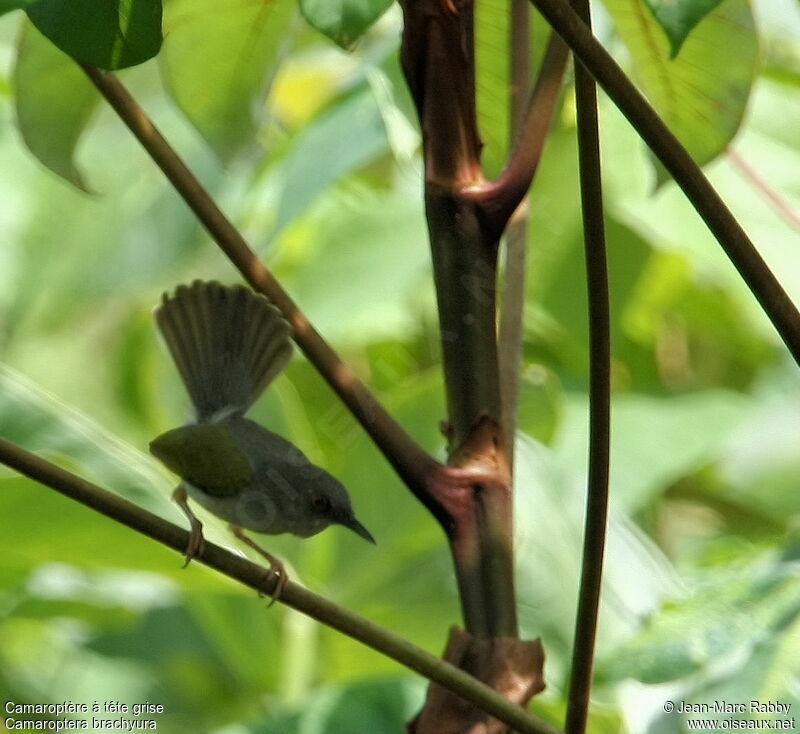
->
[[155, 280, 292, 420]]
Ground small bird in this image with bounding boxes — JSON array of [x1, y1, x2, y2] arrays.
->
[[149, 281, 374, 599]]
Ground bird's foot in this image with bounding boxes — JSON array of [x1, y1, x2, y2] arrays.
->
[[183, 515, 206, 568], [261, 560, 287, 608], [229, 525, 287, 606], [172, 486, 205, 567]]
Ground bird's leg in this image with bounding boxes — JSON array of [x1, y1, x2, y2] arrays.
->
[[172, 486, 205, 567], [229, 525, 287, 606]]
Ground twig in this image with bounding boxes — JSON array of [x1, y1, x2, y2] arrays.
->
[[79, 65, 446, 524], [498, 0, 532, 474], [727, 147, 800, 234], [527, 0, 800, 365], [563, 3, 610, 732], [499, 213, 528, 474], [472, 33, 569, 229], [0, 436, 562, 734]]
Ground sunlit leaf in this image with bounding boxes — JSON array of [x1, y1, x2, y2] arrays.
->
[[299, 0, 392, 49], [517, 364, 562, 443], [159, 0, 297, 160], [475, 0, 510, 179], [604, 0, 758, 171], [474, 0, 550, 178], [713, 392, 800, 528], [264, 88, 392, 239], [276, 189, 428, 341], [25, 0, 162, 69], [13, 20, 98, 189]]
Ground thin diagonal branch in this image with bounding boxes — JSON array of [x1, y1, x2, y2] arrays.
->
[[0, 436, 562, 734], [527, 0, 800, 365], [80, 65, 446, 524], [563, 2, 610, 732]]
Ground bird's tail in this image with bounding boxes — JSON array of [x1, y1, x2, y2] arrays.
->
[[155, 280, 293, 421]]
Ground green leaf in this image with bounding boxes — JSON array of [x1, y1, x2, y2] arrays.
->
[[13, 20, 99, 190], [159, 0, 297, 160], [25, 0, 162, 70], [299, 0, 393, 49], [276, 189, 429, 342], [474, 0, 550, 178], [514, 436, 678, 663], [643, 0, 725, 56], [516, 365, 562, 444], [475, 0, 511, 179], [0, 365, 169, 509], [0, 366, 234, 587], [554, 391, 749, 514], [602, 557, 800, 684], [603, 0, 758, 170], [250, 678, 424, 733], [714, 392, 800, 528], [266, 88, 392, 238]]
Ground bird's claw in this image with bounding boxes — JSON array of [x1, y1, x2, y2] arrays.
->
[[182, 516, 205, 568], [230, 524, 287, 607], [172, 486, 206, 568], [263, 561, 287, 608]]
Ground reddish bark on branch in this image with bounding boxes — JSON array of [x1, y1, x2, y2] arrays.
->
[[408, 627, 546, 734]]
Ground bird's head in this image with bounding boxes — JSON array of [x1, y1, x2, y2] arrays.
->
[[297, 474, 375, 543]]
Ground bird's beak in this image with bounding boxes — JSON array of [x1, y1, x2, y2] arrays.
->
[[341, 516, 376, 544]]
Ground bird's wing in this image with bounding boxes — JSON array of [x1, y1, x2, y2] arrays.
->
[[150, 423, 253, 497]]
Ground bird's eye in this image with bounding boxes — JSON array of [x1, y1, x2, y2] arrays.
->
[[310, 494, 331, 513]]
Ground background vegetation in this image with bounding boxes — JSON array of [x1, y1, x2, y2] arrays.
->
[[1, 0, 799, 732]]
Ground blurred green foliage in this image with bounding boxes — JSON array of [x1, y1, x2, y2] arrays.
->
[[1, 1, 800, 733]]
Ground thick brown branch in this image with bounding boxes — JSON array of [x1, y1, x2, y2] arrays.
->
[[398, 0, 483, 186], [426, 191, 503, 450], [409, 627, 546, 734], [399, 0, 520, 642], [527, 0, 800, 365], [0, 436, 561, 734], [423, 189, 518, 638], [80, 65, 447, 525]]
